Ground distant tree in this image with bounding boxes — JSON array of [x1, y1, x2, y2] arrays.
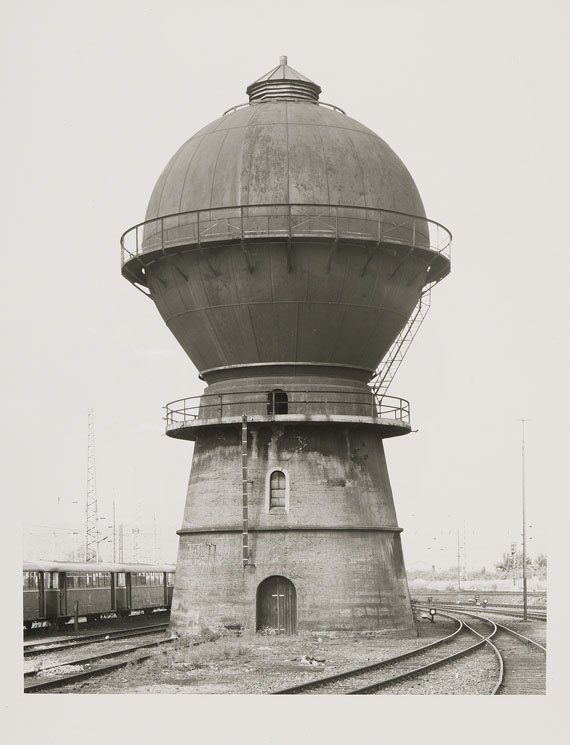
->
[[496, 552, 514, 574], [496, 544, 538, 578], [533, 553, 547, 576]]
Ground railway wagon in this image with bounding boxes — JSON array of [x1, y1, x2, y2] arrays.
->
[[23, 560, 176, 629]]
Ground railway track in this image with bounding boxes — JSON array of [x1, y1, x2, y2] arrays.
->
[[24, 622, 170, 657], [273, 609, 546, 695], [24, 634, 176, 692], [273, 611, 486, 694], [424, 603, 547, 621], [440, 609, 546, 695]]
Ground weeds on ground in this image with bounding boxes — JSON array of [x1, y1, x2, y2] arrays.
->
[[145, 630, 281, 674]]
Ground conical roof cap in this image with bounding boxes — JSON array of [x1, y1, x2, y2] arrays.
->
[[246, 56, 321, 102]]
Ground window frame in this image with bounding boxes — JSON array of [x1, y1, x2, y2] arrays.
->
[[267, 389, 288, 415], [265, 467, 290, 513]]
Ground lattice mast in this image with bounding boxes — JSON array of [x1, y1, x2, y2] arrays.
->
[[85, 409, 99, 562]]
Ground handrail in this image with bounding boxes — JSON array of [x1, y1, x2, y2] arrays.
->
[[164, 389, 410, 429], [120, 203, 452, 270], [222, 100, 347, 116]]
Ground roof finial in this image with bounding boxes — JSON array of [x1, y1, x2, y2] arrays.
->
[[247, 57, 321, 102]]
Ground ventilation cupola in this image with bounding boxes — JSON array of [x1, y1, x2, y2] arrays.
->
[[246, 55, 322, 102]]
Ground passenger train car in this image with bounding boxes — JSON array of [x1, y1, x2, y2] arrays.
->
[[23, 560, 176, 629]]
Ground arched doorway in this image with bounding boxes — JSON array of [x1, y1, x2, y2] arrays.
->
[[256, 576, 297, 634]]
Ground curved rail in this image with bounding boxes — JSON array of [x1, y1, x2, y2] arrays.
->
[[428, 602, 547, 622], [272, 611, 467, 694], [165, 389, 410, 429], [345, 610, 497, 695], [121, 203, 452, 277], [432, 609, 546, 695]]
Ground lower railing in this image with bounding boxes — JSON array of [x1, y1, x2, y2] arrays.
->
[[164, 389, 410, 428]]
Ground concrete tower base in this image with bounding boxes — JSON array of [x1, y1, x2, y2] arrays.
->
[[170, 423, 416, 635]]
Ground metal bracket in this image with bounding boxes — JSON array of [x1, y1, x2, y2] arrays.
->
[[360, 245, 376, 276], [172, 260, 188, 281], [387, 247, 414, 280], [325, 240, 338, 274], [241, 241, 254, 273], [286, 239, 293, 273], [199, 246, 221, 277]]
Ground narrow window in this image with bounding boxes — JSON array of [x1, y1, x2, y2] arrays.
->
[[267, 389, 288, 415], [270, 470, 286, 509]]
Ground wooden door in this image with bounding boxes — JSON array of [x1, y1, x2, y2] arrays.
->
[[256, 576, 297, 634]]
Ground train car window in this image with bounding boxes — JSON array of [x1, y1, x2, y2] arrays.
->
[[116, 572, 126, 587], [67, 572, 87, 588], [102, 572, 111, 587], [23, 571, 39, 589], [167, 572, 175, 586], [43, 572, 59, 589]]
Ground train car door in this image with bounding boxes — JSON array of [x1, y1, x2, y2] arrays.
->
[[59, 572, 67, 616], [256, 576, 297, 634], [125, 572, 132, 609], [38, 572, 46, 618]]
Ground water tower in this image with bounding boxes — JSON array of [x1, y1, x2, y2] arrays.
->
[[121, 58, 451, 634]]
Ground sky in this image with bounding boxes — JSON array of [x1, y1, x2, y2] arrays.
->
[[4, 1, 569, 574], [4, 0, 570, 736]]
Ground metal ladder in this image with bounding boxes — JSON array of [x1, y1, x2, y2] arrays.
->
[[369, 285, 433, 398]]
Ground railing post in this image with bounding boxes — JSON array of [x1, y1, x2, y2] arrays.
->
[[241, 206, 244, 242], [335, 205, 339, 242], [218, 394, 223, 417]]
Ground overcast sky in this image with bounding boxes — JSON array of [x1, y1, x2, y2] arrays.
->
[[5, 0, 569, 575]]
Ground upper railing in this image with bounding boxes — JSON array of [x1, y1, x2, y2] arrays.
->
[[121, 203, 452, 272], [164, 389, 410, 431]]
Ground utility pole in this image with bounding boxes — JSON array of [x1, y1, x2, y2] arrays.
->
[[520, 419, 529, 620], [118, 523, 124, 563], [463, 521, 467, 581], [153, 512, 158, 563], [113, 498, 117, 563], [457, 529, 461, 591], [86, 409, 99, 562], [132, 527, 139, 562]]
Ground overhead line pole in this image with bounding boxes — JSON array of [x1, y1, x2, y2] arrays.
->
[[520, 419, 529, 620]]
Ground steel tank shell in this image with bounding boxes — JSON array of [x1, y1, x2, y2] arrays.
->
[[144, 102, 426, 218], [140, 100, 435, 376], [145, 238, 427, 374]]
